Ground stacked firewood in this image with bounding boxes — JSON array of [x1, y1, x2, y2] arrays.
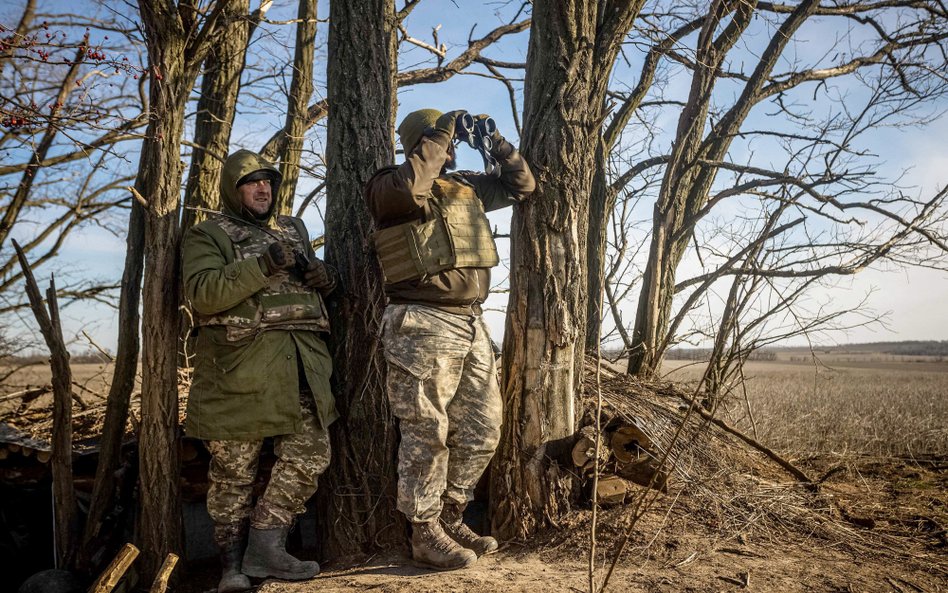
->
[[571, 418, 669, 505]]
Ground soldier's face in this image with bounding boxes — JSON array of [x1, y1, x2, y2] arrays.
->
[[238, 179, 272, 218]]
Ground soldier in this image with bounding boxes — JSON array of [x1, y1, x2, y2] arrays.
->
[[183, 149, 338, 592], [365, 109, 535, 569]]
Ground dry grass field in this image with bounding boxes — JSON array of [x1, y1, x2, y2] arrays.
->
[[661, 356, 948, 458]]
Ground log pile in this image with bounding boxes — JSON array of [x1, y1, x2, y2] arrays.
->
[[573, 358, 722, 506]]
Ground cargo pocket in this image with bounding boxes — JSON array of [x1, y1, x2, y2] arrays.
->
[[382, 307, 433, 421]]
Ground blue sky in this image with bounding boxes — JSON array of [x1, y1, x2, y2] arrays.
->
[[3, 1, 946, 354]]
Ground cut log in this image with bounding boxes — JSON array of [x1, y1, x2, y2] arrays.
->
[[595, 475, 632, 505], [89, 542, 139, 593], [571, 425, 608, 470], [616, 457, 668, 493], [36, 450, 52, 463], [610, 423, 652, 464]]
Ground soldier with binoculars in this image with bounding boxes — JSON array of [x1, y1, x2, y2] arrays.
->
[[365, 110, 535, 570]]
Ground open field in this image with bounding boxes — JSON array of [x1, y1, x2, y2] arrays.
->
[[661, 358, 948, 458]]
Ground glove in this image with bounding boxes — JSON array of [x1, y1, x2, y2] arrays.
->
[[303, 259, 336, 292], [259, 241, 296, 276], [473, 113, 502, 143], [434, 110, 466, 140]]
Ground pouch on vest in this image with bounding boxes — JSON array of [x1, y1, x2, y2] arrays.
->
[[371, 177, 498, 284]]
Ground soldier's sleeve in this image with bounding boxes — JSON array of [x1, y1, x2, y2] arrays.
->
[[365, 132, 453, 225], [182, 224, 269, 316], [461, 136, 536, 212]]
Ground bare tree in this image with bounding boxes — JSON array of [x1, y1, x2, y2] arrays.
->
[[133, 0, 232, 580], [181, 0, 261, 230], [490, 0, 644, 540], [319, 0, 399, 557], [612, 0, 948, 377]]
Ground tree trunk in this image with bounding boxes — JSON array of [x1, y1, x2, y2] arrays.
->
[[490, 0, 641, 541], [134, 0, 229, 580], [584, 138, 608, 353], [78, 200, 144, 568], [320, 0, 401, 556], [181, 0, 252, 230], [274, 0, 317, 216]]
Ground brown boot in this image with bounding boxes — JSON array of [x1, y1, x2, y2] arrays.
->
[[411, 520, 477, 570], [440, 503, 498, 556]]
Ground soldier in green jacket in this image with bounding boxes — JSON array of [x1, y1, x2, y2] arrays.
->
[[365, 109, 535, 570], [183, 149, 339, 592]]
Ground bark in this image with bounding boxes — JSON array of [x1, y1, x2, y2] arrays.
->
[[584, 137, 609, 352], [274, 0, 317, 216], [134, 0, 230, 580], [181, 0, 253, 231], [491, 0, 642, 541], [320, 0, 401, 556]]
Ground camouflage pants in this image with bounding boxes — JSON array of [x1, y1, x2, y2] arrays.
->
[[206, 392, 330, 542], [381, 304, 502, 523]]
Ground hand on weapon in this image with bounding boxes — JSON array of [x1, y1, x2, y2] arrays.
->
[[260, 241, 297, 276]]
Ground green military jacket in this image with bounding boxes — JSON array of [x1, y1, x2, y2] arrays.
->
[[182, 150, 339, 440]]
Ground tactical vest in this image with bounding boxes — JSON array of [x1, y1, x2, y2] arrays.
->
[[371, 175, 499, 284], [193, 215, 329, 339]]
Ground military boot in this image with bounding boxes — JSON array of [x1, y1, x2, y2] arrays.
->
[[242, 525, 319, 580], [217, 542, 251, 593], [411, 520, 477, 570], [440, 503, 498, 557], [213, 523, 251, 593]]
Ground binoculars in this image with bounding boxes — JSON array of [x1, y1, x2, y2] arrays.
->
[[454, 112, 500, 176]]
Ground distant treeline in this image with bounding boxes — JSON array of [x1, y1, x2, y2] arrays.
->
[[664, 349, 778, 361], [663, 340, 948, 360]]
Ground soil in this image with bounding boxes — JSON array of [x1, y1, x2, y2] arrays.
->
[[180, 454, 946, 593]]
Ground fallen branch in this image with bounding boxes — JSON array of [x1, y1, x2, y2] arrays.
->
[[89, 543, 139, 593], [680, 396, 813, 486]]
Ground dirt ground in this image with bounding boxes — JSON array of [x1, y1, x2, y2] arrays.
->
[[176, 454, 945, 593]]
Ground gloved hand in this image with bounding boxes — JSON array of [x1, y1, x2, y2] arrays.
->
[[259, 241, 296, 276], [434, 110, 466, 140], [303, 259, 336, 292]]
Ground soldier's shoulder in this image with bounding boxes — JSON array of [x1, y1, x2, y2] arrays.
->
[[366, 165, 400, 185], [445, 171, 477, 187]]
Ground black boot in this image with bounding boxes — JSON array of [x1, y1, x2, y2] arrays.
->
[[242, 525, 319, 580], [217, 542, 251, 593]]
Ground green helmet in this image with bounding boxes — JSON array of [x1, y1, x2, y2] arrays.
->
[[397, 108, 442, 154]]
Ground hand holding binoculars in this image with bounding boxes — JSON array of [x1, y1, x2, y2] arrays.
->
[[453, 112, 500, 176]]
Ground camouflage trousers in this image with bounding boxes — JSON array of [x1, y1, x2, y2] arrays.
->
[[381, 304, 502, 523], [206, 392, 330, 544]]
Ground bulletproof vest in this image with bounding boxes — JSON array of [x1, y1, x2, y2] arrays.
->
[[193, 215, 329, 338], [371, 175, 499, 284]]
